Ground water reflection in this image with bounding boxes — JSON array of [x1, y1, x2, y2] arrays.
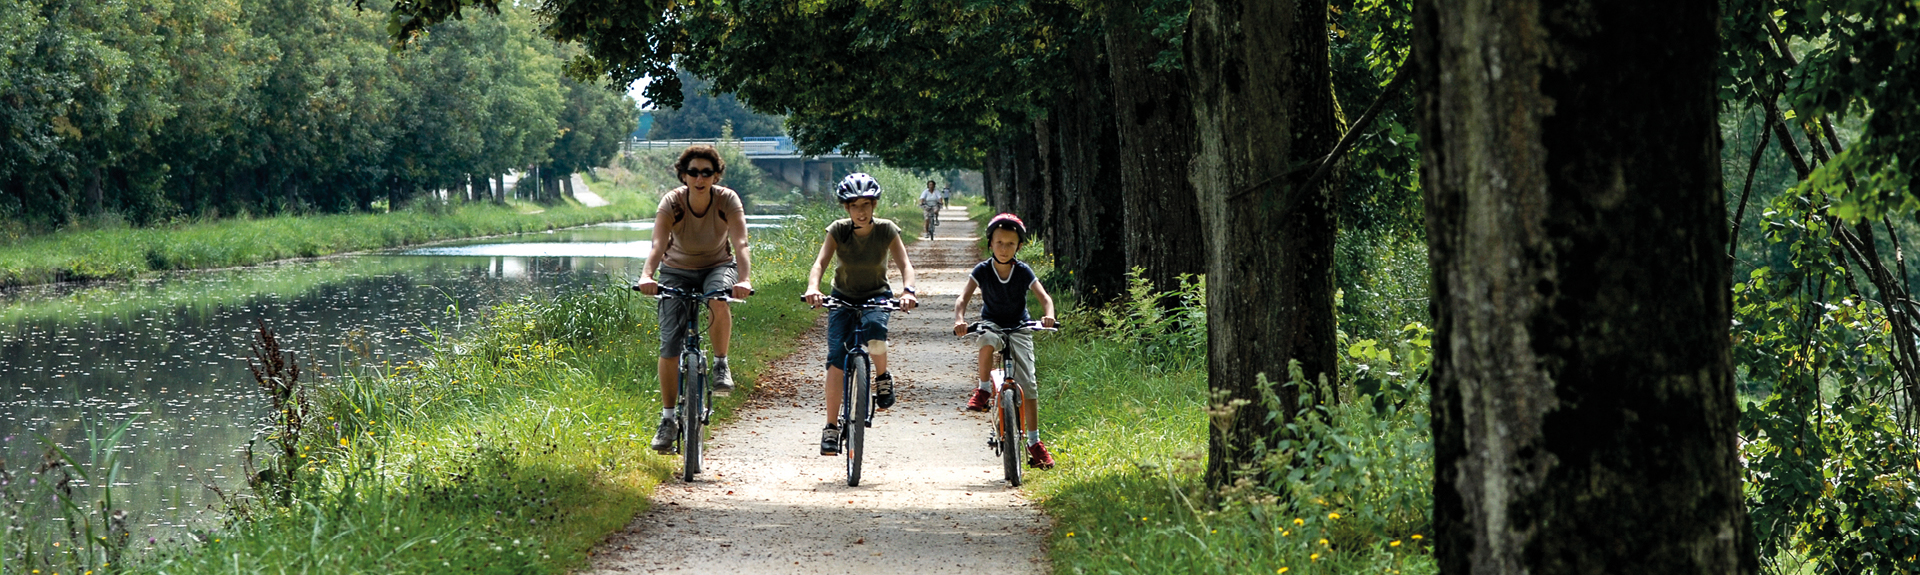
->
[[0, 220, 675, 538]]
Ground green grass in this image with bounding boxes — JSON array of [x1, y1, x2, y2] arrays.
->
[[105, 204, 841, 575], [0, 198, 655, 289], [1020, 263, 1436, 575]]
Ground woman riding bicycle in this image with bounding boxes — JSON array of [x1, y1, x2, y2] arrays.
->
[[803, 173, 920, 456], [633, 145, 754, 454], [919, 180, 943, 240]]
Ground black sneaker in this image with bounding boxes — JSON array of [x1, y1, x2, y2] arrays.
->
[[820, 424, 841, 456], [651, 416, 679, 454], [874, 372, 896, 410]]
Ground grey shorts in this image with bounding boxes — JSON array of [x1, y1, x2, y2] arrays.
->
[[969, 326, 1036, 396], [657, 264, 738, 358]]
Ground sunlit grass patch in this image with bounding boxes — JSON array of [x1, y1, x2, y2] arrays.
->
[[126, 205, 837, 574], [1025, 261, 1435, 574]]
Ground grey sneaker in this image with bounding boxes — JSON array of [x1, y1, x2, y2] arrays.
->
[[651, 415, 679, 454], [712, 359, 735, 396], [820, 424, 841, 456]]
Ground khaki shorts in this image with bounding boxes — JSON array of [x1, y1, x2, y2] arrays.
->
[[969, 326, 1036, 397], [657, 264, 738, 358]]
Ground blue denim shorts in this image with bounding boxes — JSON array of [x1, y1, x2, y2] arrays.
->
[[825, 299, 891, 370]]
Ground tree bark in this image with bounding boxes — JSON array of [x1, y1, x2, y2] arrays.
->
[[1103, 3, 1206, 297], [1045, 32, 1129, 307], [1415, 0, 1755, 572], [1185, 0, 1341, 489]]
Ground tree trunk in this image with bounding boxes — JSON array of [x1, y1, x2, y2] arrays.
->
[[1414, 0, 1755, 571], [1185, 0, 1341, 490], [1046, 32, 1129, 307], [494, 174, 506, 204], [1103, 3, 1206, 296]]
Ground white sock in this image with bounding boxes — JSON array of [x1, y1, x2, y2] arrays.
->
[[715, 356, 728, 364], [978, 380, 992, 391], [1027, 431, 1040, 446], [661, 407, 674, 419]]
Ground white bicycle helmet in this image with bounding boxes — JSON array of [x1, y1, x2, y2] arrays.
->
[[836, 173, 883, 203]]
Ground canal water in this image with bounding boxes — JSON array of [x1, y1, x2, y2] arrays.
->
[[0, 216, 790, 537]]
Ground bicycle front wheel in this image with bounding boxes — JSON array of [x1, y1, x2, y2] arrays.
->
[[682, 355, 705, 481], [846, 357, 870, 487], [1000, 388, 1022, 487]]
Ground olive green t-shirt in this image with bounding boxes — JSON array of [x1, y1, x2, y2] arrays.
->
[[827, 218, 898, 300]]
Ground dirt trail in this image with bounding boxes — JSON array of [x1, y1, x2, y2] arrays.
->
[[582, 207, 1050, 574]]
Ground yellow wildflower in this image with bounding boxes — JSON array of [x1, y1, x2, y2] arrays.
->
[[1391, 540, 1402, 547]]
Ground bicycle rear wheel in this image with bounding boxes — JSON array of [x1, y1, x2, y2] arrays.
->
[[1000, 388, 1022, 486], [682, 353, 705, 481], [846, 357, 870, 486]]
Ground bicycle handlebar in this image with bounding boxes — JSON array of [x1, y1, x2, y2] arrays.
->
[[647, 285, 749, 303], [964, 320, 1058, 335], [808, 294, 904, 311]]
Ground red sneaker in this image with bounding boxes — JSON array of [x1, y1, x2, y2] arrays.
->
[[965, 389, 992, 412], [1026, 441, 1055, 469]]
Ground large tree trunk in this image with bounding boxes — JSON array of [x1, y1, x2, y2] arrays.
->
[[1103, 2, 1206, 296], [1185, 0, 1341, 489], [1046, 32, 1129, 307], [1414, 0, 1755, 571]]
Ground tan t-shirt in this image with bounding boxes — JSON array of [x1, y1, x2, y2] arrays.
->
[[658, 186, 745, 269]]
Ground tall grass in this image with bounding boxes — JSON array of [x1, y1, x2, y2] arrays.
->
[[119, 205, 843, 574], [1029, 263, 1436, 574]]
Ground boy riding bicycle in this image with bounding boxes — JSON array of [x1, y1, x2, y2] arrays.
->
[[952, 213, 1058, 469], [803, 173, 920, 456]]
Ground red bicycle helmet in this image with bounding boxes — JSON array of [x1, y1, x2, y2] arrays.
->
[[984, 213, 1028, 244]]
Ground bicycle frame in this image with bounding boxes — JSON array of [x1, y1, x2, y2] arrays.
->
[[655, 286, 734, 480], [820, 295, 902, 486], [967, 320, 1053, 485]]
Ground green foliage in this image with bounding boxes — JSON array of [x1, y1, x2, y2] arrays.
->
[[1733, 191, 1920, 573], [1035, 273, 1434, 575], [645, 71, 784, 139], [1334, 230, 1430, 341], [1721, 0, 1920, 223], [1094, 268, 1207, 370], [0, 0, 633, 227], [1, 418, 140, 575]]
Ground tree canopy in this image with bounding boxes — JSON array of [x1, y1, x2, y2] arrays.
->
[[0, 0, 636, 227], [645, 70, 783, 140]]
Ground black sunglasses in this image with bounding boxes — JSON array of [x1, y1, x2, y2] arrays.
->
[[682, 167, 720, 178]]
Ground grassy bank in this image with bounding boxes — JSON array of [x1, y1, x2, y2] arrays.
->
[[1015, 252, 1436, 574], [65, 204, 845, 574], [0, 196, 655, 289]]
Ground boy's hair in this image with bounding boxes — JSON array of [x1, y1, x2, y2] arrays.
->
[[674, 145, 726, 176]]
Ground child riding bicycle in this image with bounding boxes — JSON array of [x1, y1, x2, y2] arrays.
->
[[803, 173, 920, 456], [951, 213, 1058, 469], [633, 145, 753, 454]]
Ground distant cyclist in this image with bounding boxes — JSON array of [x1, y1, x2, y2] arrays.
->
[[920, 181, 944, 240], [952, 213, 1058, 468], [803, 173, 920, 455], [634, 145, 754, 454]]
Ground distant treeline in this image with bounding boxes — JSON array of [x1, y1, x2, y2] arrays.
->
[[0, 0, 636, 228]]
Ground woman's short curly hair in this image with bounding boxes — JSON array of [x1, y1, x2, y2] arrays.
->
[[674, 145, 726, 177]]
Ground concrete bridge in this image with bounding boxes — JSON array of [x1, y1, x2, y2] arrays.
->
[[627, 136, 876, 194]]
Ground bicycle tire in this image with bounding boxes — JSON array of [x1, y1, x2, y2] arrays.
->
[[1000, 388, 1022, 486], [682, 352, 705, 481], [846, 356, 870, 487]]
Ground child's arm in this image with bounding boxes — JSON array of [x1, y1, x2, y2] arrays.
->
[[803, 234, 837, 306], [1030, 279, 1057, 328], [953, 276, 979, 336], [887, 232, 919, 310]]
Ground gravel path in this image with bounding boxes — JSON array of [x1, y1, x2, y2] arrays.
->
[[582, 206, 1050, 574]]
